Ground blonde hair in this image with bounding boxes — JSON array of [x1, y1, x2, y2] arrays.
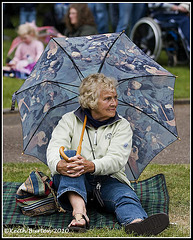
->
[[79, 73, 118, 110], [17, 23, 38, 38]]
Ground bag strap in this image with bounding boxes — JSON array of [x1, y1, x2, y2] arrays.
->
[[85, 128, 105, 208], [36, 170, 66, 213], [44, 181, 66, 213]]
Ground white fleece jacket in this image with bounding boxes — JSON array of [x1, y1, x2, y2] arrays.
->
[[47, 110, 133, 187]]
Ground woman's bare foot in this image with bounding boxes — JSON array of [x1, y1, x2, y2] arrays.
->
[[67, 191, 90, 228], [68, 213, 89, 228]]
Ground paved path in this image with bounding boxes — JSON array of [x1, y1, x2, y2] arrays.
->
[[3, 104, 190, 164]]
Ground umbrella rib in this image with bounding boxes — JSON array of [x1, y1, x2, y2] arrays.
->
[[16, 80, 79, 95], [118, 99, 178, 139], [52, 97, 78, 109], [98, 31, 125, 73], [23, 96, 78, 152], [52, 81, 79, 87], [52, 38, 84, 81], [51, 81, 79, 96], [117, 74, 174, 85]]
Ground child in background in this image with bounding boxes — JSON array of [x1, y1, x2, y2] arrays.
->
[[3, 22, 44, 78]]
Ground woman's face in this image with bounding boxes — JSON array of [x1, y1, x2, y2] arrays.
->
[[91, 89, 118, 121], [69, 7, 78, 25]]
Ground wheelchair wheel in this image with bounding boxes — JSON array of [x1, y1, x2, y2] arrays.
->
[[130, 17, 162, 61]]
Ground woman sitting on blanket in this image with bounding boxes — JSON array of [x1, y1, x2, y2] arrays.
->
[[3, 22, 44, 77], [47, 73, 169, 235]]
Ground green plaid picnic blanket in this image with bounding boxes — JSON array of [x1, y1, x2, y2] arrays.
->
[[3, 174, 169, 229]]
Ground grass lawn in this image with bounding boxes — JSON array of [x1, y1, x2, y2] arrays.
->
[[3, 163, 190, 237]]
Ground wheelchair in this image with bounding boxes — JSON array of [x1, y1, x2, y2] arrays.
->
[[130, 12, 190, 66]]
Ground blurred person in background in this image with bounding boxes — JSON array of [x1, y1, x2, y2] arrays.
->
[[148, 3, 190, 51], [42, 3, 69, 34], [109, 3, 147, 36], [3, 22, 44, 78], [57, 3, 98, 38], [88, 3, 109, 34], [19, 3, 38, 25]]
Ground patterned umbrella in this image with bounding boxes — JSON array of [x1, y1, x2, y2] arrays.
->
[[12, 32, 179, 181]]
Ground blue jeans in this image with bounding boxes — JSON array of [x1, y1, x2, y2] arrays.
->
[[20, 7, 36, 24], [53, 151, 147, 225], [109, 3, 147, 35], [88, 3, 109, 34]]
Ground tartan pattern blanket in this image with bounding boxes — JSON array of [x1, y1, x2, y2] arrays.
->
[[3, 174, 169, 229]]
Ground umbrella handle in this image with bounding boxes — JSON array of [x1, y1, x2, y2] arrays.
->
[[59, 146, 70, 162], [76, 115, 87, 155], [59, 115, 87, 162]]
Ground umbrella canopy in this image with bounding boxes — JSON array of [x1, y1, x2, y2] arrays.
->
[[13, 32, 179, 181]]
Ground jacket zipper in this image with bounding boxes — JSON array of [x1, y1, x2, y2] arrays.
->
[[94, 130, 97, 145]]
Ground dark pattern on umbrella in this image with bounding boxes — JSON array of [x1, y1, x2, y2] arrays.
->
[[14, 32, 178, 180]]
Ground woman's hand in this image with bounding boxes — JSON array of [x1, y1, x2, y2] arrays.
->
[[171, 4, 189, 13], [56, 155, 95, 177]]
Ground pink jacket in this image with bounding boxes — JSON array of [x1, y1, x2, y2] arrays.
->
[[12, 39, 44, 63]]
